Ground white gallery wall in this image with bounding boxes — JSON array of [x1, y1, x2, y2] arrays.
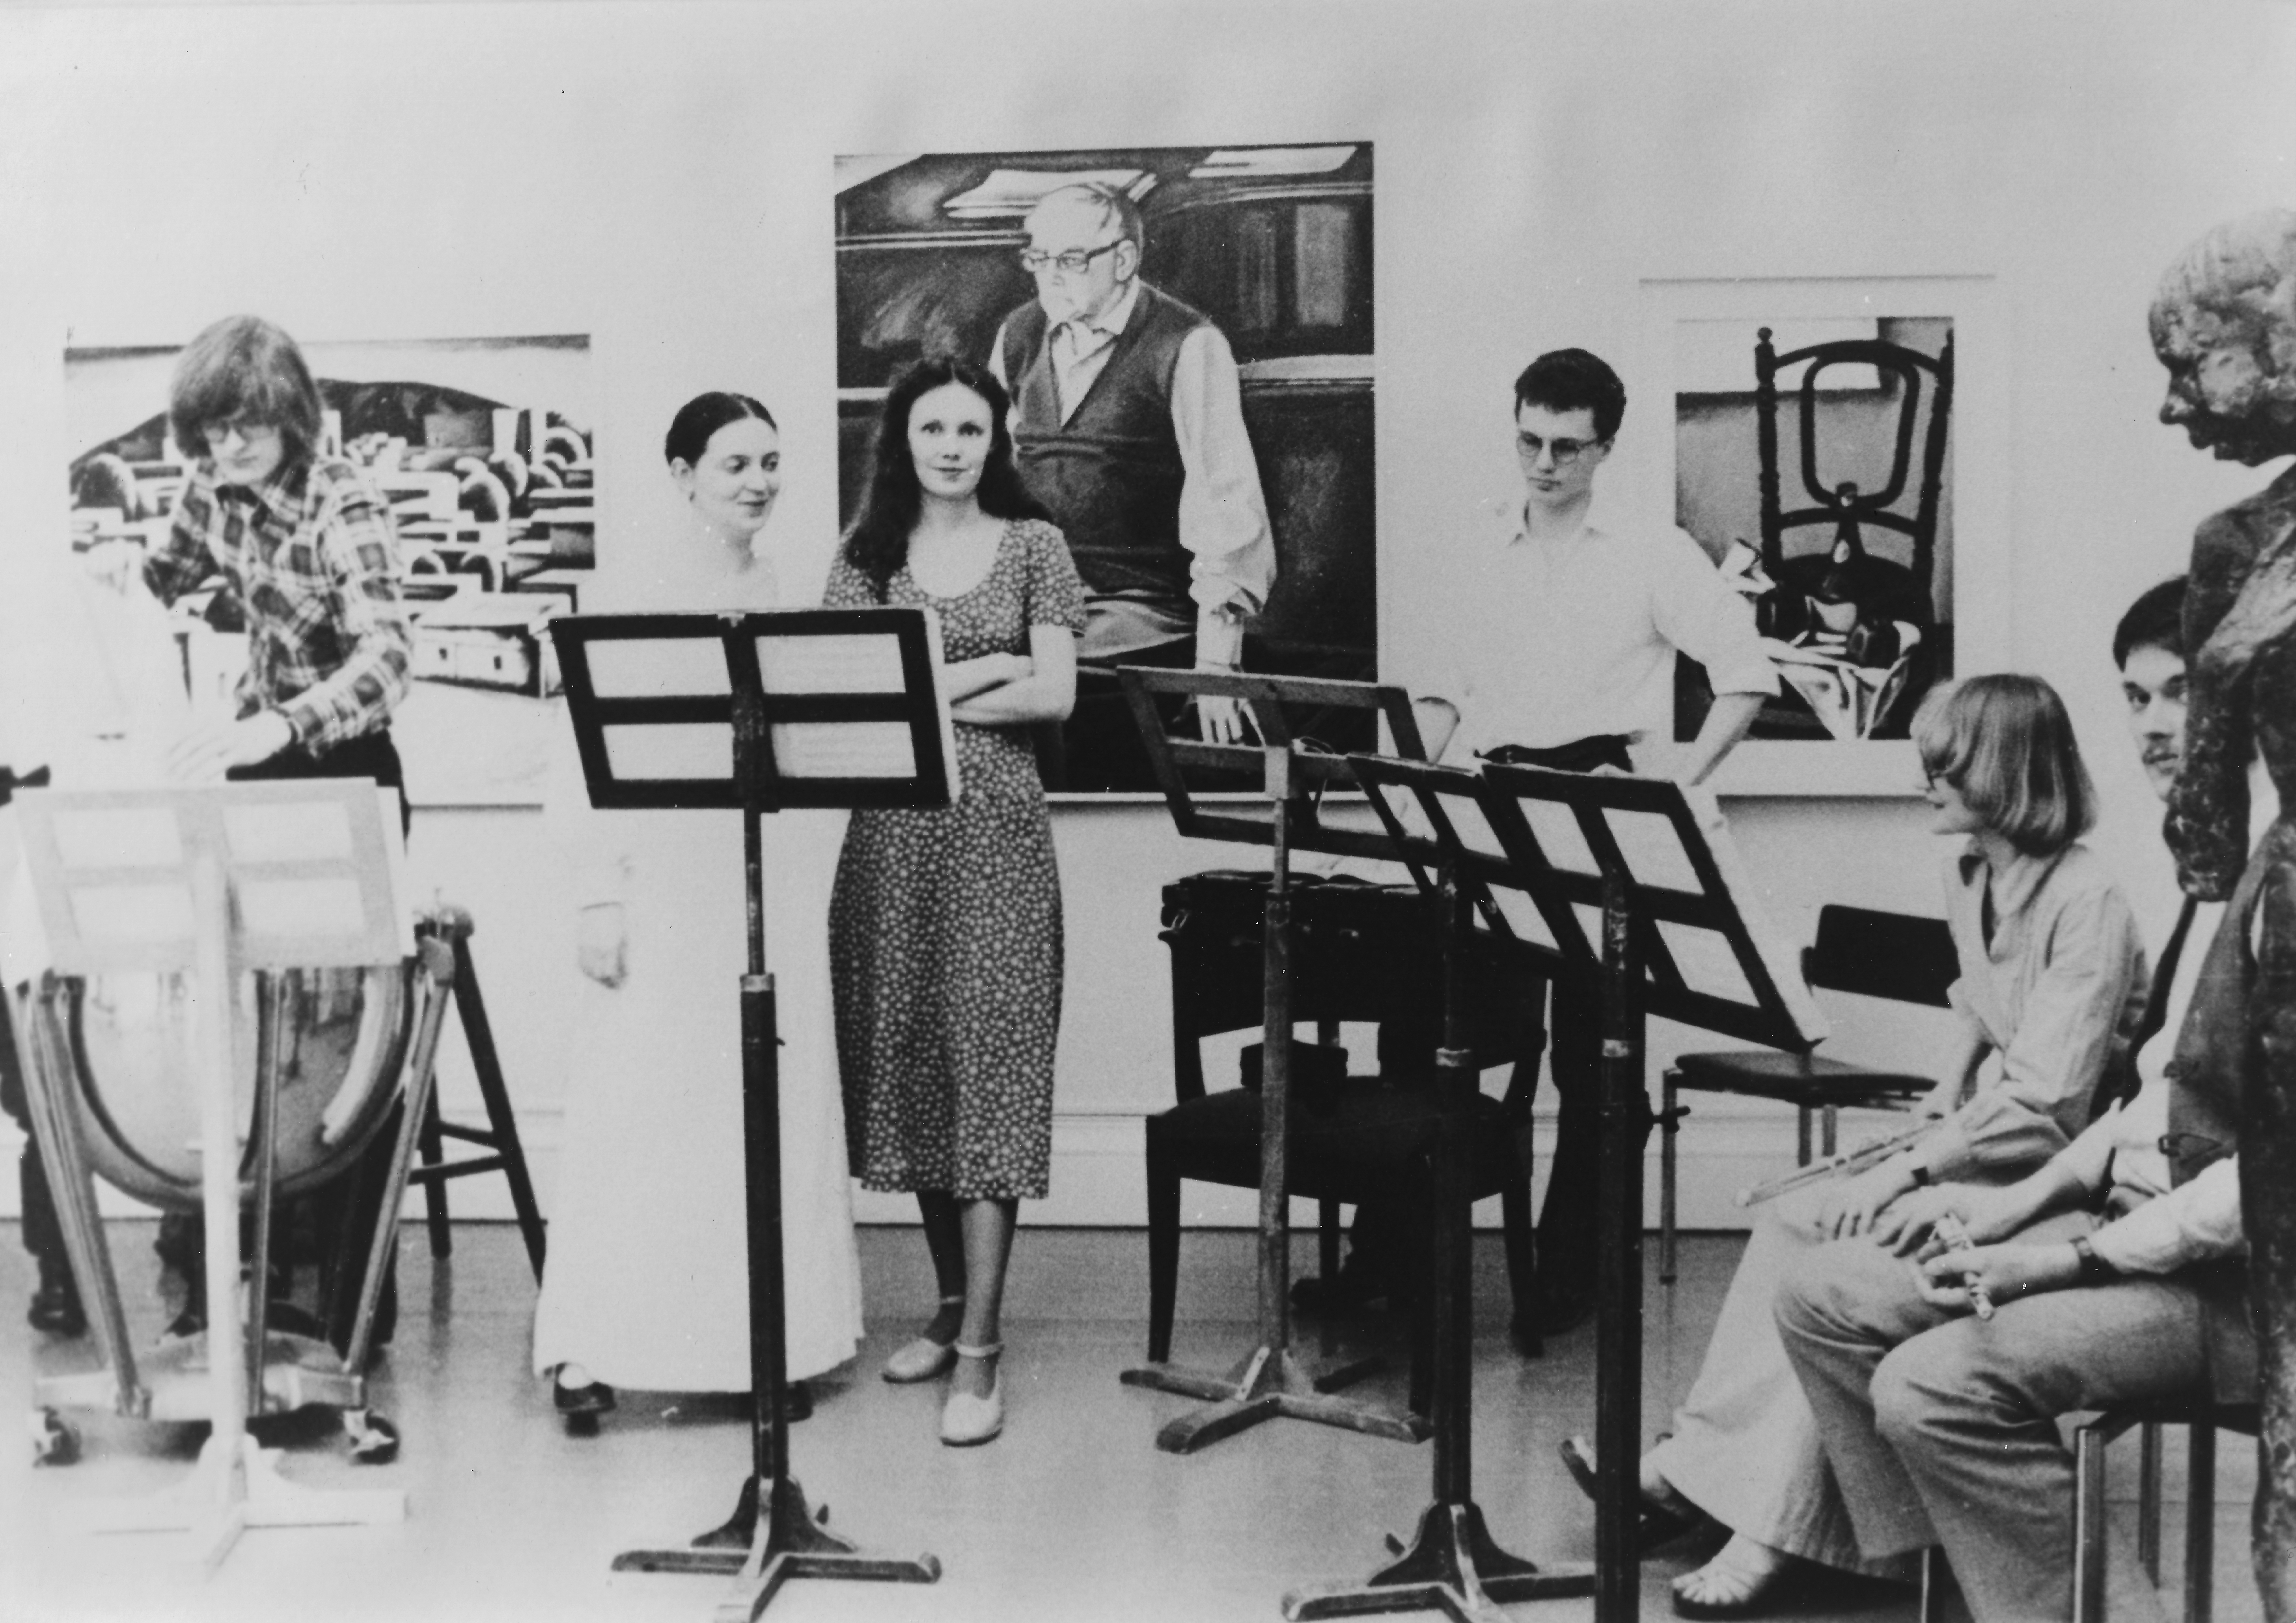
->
[[3, 0, 2292, 1229]]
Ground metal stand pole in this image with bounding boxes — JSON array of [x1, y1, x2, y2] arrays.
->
[[1595, 870, 1647, 1623], [1122, 744, 1426, 1454], [613, 700, 938, 1617], [1284, 866, 1593, 1621]]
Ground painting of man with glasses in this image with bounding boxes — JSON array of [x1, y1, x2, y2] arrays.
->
[[835, 146, 1375, 793]]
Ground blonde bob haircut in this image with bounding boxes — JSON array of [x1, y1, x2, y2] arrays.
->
[[1913, 674, 2096, 857]]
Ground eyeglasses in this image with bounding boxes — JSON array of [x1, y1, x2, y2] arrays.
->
[[1018, 241, 1121, 276], [204, 414, 278, 448], [1516, 432, 1603, 466]]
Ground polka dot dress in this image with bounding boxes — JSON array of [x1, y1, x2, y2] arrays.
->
[[826, 519, 1087, 1201]]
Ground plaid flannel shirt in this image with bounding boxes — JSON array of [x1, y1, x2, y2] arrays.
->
[[143, 454, 412, 753]]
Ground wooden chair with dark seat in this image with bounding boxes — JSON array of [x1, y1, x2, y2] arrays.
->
[[2071, 1395, 2259, 1623], [1658, 903, 1959, 1281], [1144, 870, 1546, 1404]]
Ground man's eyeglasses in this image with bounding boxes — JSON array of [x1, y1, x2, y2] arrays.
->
[[1516, 432, 1603, 466], [204, 414, 277, 448], [1018, 241, 1121, 276]]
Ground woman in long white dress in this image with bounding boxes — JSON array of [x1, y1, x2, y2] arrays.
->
[[532, 392, 863, 1427]]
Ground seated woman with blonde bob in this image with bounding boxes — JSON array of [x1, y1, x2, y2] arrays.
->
[[1567, 673, 2146, 1619]]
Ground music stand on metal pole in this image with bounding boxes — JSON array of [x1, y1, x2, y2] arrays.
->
[[550, 606, 952, 1623], [1115, 668, 1430, 1455], [1281, 756, 1597, 1622], [1468, 763, 1828, 1623]]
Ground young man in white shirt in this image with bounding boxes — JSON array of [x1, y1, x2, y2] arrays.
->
[[1407, 349, 1780, 1328], [1776, 577, 2251, 1623]]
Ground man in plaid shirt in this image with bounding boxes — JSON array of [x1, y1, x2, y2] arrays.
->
[[135, 315, 414, 1355], [141, 314, 413, 798]]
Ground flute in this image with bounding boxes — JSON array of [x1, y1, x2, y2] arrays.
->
[[1932, 1213, 1995, 1320], [1734, 1115, 1940, 1208]]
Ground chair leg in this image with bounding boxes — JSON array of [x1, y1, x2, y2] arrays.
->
[[1821, 1103, 1839, 1158], [1796, 1103, 1813, 1167], [416, 1091, 451, 1260], [1145, 1140, 1180, 1364], [449, 923, 548, 1281], [2074, 1421, 2109, 1623], [1919, 1545, 1946, 1623], [1501, 1158, 1541, 1359], [2137, 1420, 2163, 1585], [1659, 1073, 1680, 1285], [2185, 1418, 2215, 1623], [1404, 1201, 1434, 1420]]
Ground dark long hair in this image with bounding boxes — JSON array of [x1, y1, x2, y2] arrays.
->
[[170, 315, 325, 468], [842, 357, 1048, 599]]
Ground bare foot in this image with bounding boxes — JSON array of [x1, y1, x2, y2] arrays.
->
[[1671, 1534, 1796, 1618]]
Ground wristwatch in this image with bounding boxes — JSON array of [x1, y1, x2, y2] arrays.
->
[[2070, 1233, 2121, 1287]]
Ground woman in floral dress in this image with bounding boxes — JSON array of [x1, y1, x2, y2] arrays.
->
[[827, 357, 1084, 1448]]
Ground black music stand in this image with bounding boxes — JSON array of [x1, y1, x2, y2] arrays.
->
[[550, 607, 950, 1622], [1470, 764, 1823, 1623], [1116, 669, 1431, 1454], [1282, 756, 1596, 1622]]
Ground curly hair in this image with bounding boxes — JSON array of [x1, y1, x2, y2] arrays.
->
[[841, 357, 1049, 600], [2151, 209, 2296, 392]]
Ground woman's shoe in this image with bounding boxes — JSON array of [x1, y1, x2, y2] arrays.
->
[[882, 1295, 965, 1384], [938, 1342, 1004, 1447], [1558, 1436, 1704, 1554]]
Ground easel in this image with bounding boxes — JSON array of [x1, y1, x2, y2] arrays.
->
[[1469, 763, 1823, 1623], [1116, 669, 1429, 1454], [1283, 756, 1596, 1622], [550, 606, 950, 1622], [9, 780, 439, 1570]]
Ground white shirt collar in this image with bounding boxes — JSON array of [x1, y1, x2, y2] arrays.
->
[[1498, 484, 1623, 549]]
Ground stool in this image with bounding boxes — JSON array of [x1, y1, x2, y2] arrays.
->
[[2072, 1397, 2259, 1623], [406, 906, 547, 1281]]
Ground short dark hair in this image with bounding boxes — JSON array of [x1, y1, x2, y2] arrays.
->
[[664, 392, 777, 467], [841, 357, 1050, 599], [169, 315, 325, 467], [2112, 576, 2186, 668], [1513, 348, 1627, 442], [1913, 673, 2097, 857]]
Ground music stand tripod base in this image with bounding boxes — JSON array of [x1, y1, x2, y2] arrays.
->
[[612, 1474, 940, 1623], [1284, 1503, 1595, 1623], [1121, 1345, 1428, 1454]]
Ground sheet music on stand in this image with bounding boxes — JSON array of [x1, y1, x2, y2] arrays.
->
[[557, 606, 960, 812], [548, 606, 950, 1622]]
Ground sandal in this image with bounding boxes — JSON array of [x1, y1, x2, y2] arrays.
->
[[1558, 1435, 1704, 1554]]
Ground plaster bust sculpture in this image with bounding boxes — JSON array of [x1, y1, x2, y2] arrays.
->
[[2151, 206, 2296, 1618]]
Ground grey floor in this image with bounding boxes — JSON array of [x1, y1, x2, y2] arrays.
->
[[0, 1222, 2256, 1623]]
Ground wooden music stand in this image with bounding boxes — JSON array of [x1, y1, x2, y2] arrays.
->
[[9, 780, 423, 1572], [1471, 764, 1823, 1623], [550, 607, 950, 1622], [1283, 756, 1596, 1622], [1115, 669, 1430, 1454]]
